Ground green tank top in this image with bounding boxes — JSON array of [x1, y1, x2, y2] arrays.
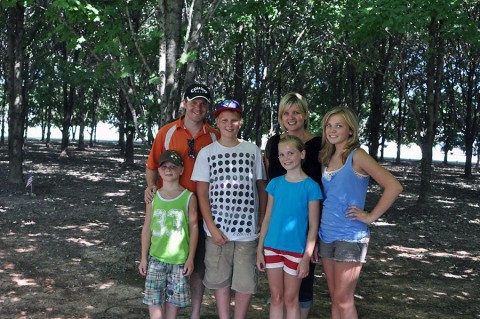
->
[[149, 189, 192, 264]]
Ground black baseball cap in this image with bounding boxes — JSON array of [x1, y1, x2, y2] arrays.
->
[[183, 83, 211, 103]]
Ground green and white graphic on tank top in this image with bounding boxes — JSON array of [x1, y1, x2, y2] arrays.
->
[[149, 189, 192, 264]]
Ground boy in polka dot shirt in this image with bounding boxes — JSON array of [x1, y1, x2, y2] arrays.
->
[[191, 99, 267, 319]]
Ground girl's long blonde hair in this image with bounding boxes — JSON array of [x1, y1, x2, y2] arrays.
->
[[319, 107, 360, 166]]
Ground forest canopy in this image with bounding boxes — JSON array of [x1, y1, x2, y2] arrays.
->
[[1, 0, 479, 201]]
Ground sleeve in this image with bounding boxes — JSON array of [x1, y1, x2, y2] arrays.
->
[[308, 178, 323, 202], [265, 135, 284, 181], [265, 178, 276, 195], [304, 136, 323, 185], [255, 145, 267, 180], [265, 136, 273, 158], [191, 147, 210, 182], [146, 129, 166, 170]]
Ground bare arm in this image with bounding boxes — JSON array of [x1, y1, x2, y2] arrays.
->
[[263, 151, 270, 175], [256, 179, 268, 231], [298, 200, 320, 278], [144, 168, 159, 203], [196, 181, 227, 245], [349, 149, 403, 224], [184, 193, 199, 276], [256, 194, 274, 272], [139, 202, 152, 276]]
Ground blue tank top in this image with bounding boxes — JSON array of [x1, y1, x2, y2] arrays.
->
[[319, 149, 370, 243]]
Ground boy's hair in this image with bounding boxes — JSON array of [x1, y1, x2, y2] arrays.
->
[[278, 135, 306, 153], [319, 107, 360, 166], [278, 92, 309, 131]]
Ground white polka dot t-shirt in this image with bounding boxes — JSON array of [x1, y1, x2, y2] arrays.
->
[[191, 140, 266, 241]]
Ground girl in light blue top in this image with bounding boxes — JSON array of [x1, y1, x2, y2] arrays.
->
[[257, 135, 322, 319], [316, 107, 403, 319]]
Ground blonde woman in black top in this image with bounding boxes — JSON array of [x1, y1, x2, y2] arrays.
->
[[264, 92, 323, 319]]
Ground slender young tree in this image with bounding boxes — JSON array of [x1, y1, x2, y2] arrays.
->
[[6, 3, 26, 185]]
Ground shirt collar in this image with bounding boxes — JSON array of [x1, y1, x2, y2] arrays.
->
[[177, 115, 208, 134]]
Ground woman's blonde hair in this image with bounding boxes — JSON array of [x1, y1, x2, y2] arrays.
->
[[277, 92, 309, 131], [319, 107, 360, 166]]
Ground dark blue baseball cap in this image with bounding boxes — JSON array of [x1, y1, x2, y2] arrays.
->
[[214, 99, 243, 117]]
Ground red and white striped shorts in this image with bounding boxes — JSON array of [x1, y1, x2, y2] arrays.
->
[[264, 247, 303, 276]]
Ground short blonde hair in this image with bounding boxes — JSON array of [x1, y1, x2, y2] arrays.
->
[[277, 92, 309, 131]]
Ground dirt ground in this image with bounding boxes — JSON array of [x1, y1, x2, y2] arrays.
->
[[0, 140, 479, 319]]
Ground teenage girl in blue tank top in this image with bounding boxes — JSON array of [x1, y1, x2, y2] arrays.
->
[[316, 107, 403, 319]]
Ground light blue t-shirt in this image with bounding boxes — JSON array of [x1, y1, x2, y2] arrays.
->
[[320, 149, 370, 243], [264, 176, 323, 254]]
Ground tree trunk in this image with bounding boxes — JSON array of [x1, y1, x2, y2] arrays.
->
[[369, 69, 382, 160], [60, 46, 79, 155], [146, 115, 154, 145], [395, 49, 407, 164], [418, 16, 444, 204], [183, 0, 203, 87], [77, 87, 86, 150], [1, 79, 6, 144], [124, 85, 135, 165], [463, 59, 478, 178], [21, 52, 31, 142], [40, 102, 46, 141], [330, 60, 342, 107], [89, 89, 99, 147], [156, 0, 221, 126], [368, 36, 394, 160], [443, 71, 457, 165], [346, 56, 357, 110], [46, 100, 52, 145], [118, 89, 127, 156], [233, 24, 245, 104], [157, 0, 182, 127], [476, 136, 480, 169], [7, 4, 26, 185], [1, 48, 7, 145], [183, 0, 222, 91], [157, 0, 167, 127]]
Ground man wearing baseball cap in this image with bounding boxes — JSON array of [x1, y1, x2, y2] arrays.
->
[[144, 83, 220, 319]]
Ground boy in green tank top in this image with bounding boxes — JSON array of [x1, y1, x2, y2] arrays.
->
[[139, 150, 199, 319]]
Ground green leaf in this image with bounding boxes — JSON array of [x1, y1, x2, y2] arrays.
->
[[148, 75, 160, 85], [178, 51, 197, 65], [119, 71, 131, 78]]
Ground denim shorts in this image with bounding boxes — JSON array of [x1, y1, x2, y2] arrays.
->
[[143, 257, 190, 307], [319, 238, 369, 263]]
